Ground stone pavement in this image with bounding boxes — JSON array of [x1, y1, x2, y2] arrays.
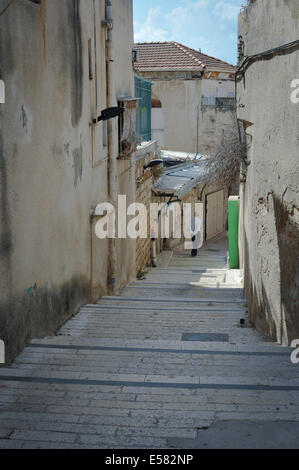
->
[[0, 235, 298, 449]]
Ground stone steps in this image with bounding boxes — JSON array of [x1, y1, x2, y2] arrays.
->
[[0, 235, 298, 449]]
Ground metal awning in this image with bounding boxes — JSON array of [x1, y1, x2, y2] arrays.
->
[[152, 159, 213, 200], [160, 150, 207, 167]]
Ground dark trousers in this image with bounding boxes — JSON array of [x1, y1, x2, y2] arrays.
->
[[191, 235, 197, 257]]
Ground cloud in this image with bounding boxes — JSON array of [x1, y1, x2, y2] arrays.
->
[[133, 0, 240, 63], [214, 1, 241, 20], [134, 0, 213, 44], [183, 0, 210, 9], [134, 5, 192, 43], [134, 7, 169, 43], [165, 7, 192, 35]]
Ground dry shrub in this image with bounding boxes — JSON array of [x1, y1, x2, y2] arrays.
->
[[199, 125, 248, 187]]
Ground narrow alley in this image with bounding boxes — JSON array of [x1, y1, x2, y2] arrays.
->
[[0, 235, 298, 449], [0, 0, 298, 456]]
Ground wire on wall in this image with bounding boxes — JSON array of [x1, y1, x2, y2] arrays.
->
[[236, 39, 299, 79], [0, 0, 15, 17]]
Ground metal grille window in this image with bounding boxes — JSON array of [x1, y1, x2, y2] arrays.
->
[[135, 76, 152, 143], [201, 96, 236, 109]]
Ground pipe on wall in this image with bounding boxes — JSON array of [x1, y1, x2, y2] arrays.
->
[[196, 104, 200, 154], [105, 0, 118, 293], [151, 239, 157, 267]]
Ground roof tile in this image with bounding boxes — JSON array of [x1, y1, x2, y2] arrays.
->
[[133, 42, 236, 73]]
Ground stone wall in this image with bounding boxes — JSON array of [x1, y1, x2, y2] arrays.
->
[[238, 0, 299, 345], [135, 141, 160, 274], [162, 182, 229, 251], [183, 183, 229, 240]]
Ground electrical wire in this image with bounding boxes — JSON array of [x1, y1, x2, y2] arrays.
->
[[236, 39, 299, 79], [235, 39, 299, 147], [235, 39, 299, 134], [0, 0, 15, 17]]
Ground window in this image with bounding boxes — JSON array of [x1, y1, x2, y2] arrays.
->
[[216, 87, 226, 98]]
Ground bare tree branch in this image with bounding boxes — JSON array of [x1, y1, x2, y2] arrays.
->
[[200, 125, 248, 187]]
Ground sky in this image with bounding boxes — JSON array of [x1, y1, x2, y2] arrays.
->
[[133, 0, 244, 65]]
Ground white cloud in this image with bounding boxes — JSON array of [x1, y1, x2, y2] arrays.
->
[[183, 0, 210, 9], [165, 7, 191, 35], [134, 5, 192, 43], [134, 0, 212, 44], [214, 1, 241, 21], [134, 7, 169, 43]]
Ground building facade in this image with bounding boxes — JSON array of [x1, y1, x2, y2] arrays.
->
[[0, 0, 136, 362], [237, 0, 299, 345], [134, 41, 236, 154]]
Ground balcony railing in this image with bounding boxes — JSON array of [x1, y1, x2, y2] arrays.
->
[[201, 96, 236, 109]]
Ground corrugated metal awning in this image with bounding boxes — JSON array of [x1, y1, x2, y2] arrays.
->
[[152, 160, 212, 199]]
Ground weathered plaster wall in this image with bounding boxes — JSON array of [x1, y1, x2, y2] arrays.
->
[[0, 0, 135, 362], [152, 79, 202, 153], [201, 78, 235, 98], [113, 0, 136, 293], [198, 104, 236, 155], [138, 74, 236, 154], [238, 0, 299, 345]]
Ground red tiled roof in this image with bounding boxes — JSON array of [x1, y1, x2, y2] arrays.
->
[[133, 42, 236, 73]]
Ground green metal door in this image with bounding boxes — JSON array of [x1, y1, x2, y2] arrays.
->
[[228, 196, 240, 269]]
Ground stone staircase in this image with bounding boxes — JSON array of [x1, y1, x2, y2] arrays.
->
[[0, 235, 298, 449]]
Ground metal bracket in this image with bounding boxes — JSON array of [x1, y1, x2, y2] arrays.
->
[[101, 19, 113, 29]]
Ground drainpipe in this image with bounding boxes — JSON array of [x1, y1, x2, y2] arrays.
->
[[104, 0, 118, 293], [151, 238, 157, 267], [196, 104, 200, 154]]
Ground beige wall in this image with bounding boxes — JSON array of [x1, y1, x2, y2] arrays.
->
[[201, 77, 235, 98], [160, 182, 229, 251], [198, 104, 236, 155], [138, 72, 236, 154], [0, 0, 136, 362], [238, 0, 299, 345], [183, 183, 228, 241], [152, 79, 202, 153]]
